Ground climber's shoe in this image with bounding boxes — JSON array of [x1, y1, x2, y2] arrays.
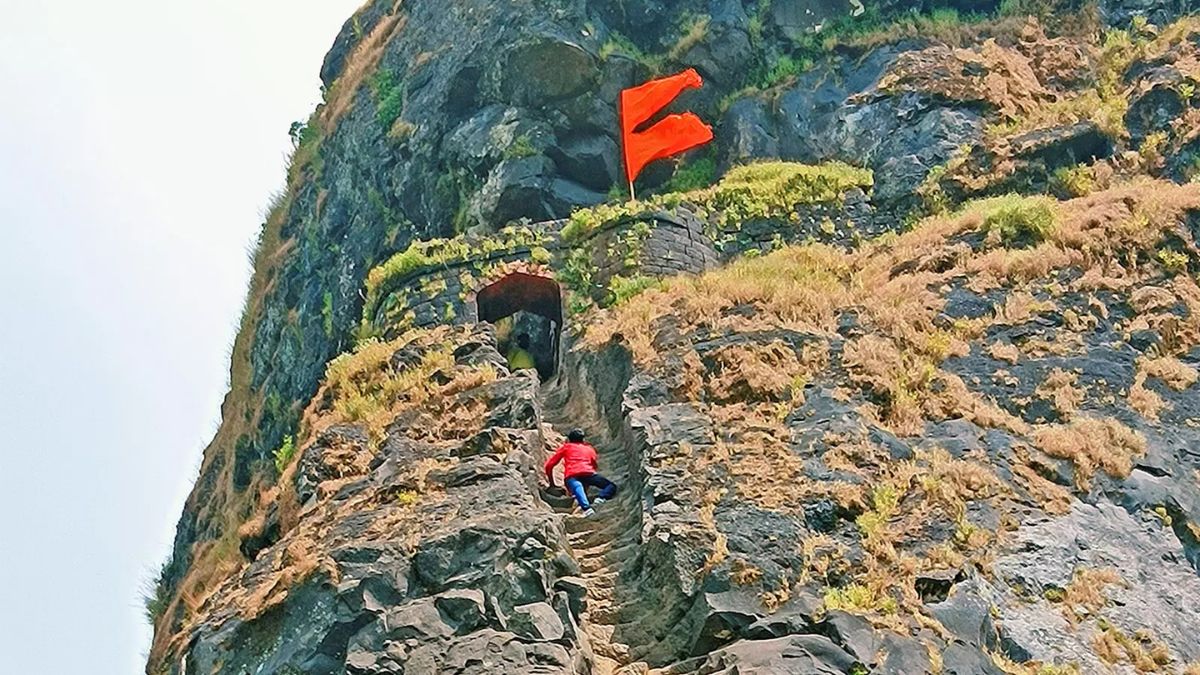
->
[[582, 508, 597, 518], [593, 497, 608, 507]]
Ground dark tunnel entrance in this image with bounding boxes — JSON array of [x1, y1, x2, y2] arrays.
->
[[476, 272, 563, 379]]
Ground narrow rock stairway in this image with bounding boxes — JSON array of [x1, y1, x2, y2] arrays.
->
[[540, 379, 648, 675]]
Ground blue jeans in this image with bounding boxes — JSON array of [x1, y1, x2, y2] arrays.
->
[[564, 473, 617, 510]]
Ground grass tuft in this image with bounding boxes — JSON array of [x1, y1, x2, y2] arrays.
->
[[983, 196, 1058, 247]]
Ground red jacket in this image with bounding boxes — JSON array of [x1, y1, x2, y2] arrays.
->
[[544, 442, 598, 481]]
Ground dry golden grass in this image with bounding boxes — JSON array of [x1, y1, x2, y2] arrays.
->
[[296, 326, 496, 448], [843, 336, 935, 435], [1139, 355, 1198, 391], [1054, 567, 1123, 623], [320, 10, 407, 131], [760, 584, 791, 613], [917, 448, 1003, 510], [1131, 285, 1179, 313], [706, 340, 811, 403], [1095, 622, 1174, 672], [1129, 373, 1169, 422], [730, 558, 763, 585], [1011, 460, 1073, 515], [586, 181, 1200, 467], [1035, 367, 1083, 418], [925, 370, 1033, 436], [1033, 416, 1146, 490], [698, 497, 730, 576], [572, 179, 1200, 643]]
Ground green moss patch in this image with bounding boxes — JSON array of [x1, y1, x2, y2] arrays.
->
[[361, 226, 547, 327], [562, 161, 873, 242]]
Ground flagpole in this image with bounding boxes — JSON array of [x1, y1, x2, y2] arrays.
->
[[629, 179, 636, 202]]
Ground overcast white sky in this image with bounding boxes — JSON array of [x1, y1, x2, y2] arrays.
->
[[0, 1, 362, 671]]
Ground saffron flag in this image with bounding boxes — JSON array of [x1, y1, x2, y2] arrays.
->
[[620, 68, 714, 186]]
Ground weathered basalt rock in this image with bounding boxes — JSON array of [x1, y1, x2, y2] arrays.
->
[[156, 3, 1200, 674]]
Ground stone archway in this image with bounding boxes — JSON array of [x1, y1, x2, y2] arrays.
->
[[469, 262, 563, 378]]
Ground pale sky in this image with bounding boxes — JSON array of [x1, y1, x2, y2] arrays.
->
[[0, 2, 363, 671]]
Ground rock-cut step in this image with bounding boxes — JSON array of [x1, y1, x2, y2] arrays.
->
[[540, 383, 647, 675]]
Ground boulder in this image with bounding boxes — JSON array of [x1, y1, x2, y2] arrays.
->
[[673, 16, 755, 88], [1130, 79, 1189, 141], [1009, 121, 1114, 169], [942, 641, 1005, 675], [497, 37, 597, 106], [718, 98, 781, 168], [928, 579, 999, 650], [694, 634, 861, 674], [819, 611, 880, 666], [549, 134, 621, 191], [876, 633, 933, 674], [506, 602, 566, 641]]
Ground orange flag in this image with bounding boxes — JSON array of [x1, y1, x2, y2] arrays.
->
[[620, 68, 714, 187]]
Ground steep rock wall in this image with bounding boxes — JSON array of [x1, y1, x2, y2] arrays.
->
[[153, 0, 1200, 670]]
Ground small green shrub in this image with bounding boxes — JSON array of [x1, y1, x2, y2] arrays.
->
[[748, 12, 764, 46], [823, 583, 898, 615], [274, 434, 297, 474], [531, 246, 553, 264], [372, 69, 405, 132], [1050, 164, 1096, 197], [1158, 248, 1189, 275], [322, 291, 335, 338], [606, 275, 661, 306], [503, 135, 538, 160], [1140, 131, 1168, 169], [288, 120, 320, 149], [983, 197, 1057, 247], [664, 156, 717, 193], [756, 54, 808, 89], [142, 562, 170, 625]]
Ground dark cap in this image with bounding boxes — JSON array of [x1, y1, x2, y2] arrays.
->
[[567, 428, 585, 442]]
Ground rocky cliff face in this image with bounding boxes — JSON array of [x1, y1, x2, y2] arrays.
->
[[151, 1, 1200, 673]]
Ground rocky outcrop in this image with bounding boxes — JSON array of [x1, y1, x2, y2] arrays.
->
[[545, 182, 1200, 673], [174, 327, 594, 674]]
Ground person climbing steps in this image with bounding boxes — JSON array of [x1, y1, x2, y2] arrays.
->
[[544, 428, 618, 517]]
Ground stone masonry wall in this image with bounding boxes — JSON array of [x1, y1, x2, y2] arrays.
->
[[366, 189, 891, 338]]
